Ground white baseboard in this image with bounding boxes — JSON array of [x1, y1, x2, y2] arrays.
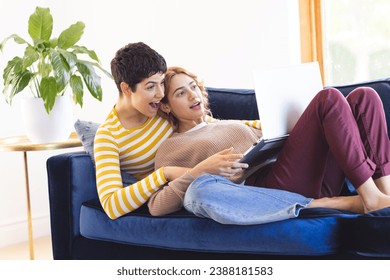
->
[[0, 215, 51, 248]]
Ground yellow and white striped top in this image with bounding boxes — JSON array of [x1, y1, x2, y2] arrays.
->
[[94, 108, 173, 219]]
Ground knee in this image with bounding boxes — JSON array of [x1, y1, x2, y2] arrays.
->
[[184, 183, 200, 204], [184, 175, 226, 206], [319, 87, 344, 100], [184, 179, 210, 205], [347, 87, 382, 107], [316, 87, 346, 108]]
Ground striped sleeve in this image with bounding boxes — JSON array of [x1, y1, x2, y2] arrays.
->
[[205, 115, 261, 129], [94, 127, 168, 219], [240, 119, 262, 129]]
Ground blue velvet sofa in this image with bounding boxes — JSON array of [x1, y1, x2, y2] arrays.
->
[[46, 79, 390, 260]]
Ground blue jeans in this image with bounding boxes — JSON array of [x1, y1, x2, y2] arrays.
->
[[183, 174, 313, 225]]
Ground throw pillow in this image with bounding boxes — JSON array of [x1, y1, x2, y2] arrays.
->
[[74, 119, 137, 185], [74, 119, 99, 160]]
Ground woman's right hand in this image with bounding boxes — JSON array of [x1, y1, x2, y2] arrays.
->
[[189, 148, 249, 178]]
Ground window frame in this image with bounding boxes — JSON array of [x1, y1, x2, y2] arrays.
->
[[299, 0, 325, 84]]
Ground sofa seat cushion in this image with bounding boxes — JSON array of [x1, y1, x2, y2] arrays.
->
[[80, 201, 356, 256], [348, 207, 390, 257]]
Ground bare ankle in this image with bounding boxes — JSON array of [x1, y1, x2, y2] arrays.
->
[[362, 193, 390, 213], [309, 196, 364, 213], [374, 175, 390, 195]]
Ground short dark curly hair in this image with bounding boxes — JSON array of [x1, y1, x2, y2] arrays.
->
[[110, 42, 167, 93]]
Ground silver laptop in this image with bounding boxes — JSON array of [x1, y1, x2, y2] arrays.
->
[[240, 62, 323, 166]]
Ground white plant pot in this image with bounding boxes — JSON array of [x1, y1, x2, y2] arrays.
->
[[21, 95, 74, 144]]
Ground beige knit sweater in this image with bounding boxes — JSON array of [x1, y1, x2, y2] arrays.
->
[[148, 120, 262, 215]]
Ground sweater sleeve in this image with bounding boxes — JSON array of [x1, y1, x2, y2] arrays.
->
[[94, 127, 168, 219], [147, 172, 196, 216]]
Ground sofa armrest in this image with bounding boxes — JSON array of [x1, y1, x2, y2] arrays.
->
[[46, 151, 98, 259]]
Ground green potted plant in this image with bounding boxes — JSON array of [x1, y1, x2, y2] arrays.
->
[[0, 6, 110, 143]]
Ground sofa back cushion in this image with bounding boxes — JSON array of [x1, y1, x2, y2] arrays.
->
[[207, 87, 259, 120], [75, 80, 390, 167], [207, 79, 390, 137]]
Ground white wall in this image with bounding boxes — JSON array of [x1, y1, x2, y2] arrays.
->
[[0, 0, 301, 247]]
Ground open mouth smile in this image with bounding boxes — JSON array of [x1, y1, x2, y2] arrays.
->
[[149, 101, 160, 109], [190, 102, 201, 109]]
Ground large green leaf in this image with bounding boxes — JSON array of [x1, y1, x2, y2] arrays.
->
[[3, 57, 24, 85], [23, 46, 39, 68], [88, 61, 113, 79], [11, 71, 33, 98], [58, 49, 77, 69], [0, 34, 29, 52], [72, 45, 99, 62], [39, 76, 58, 113], [76, 60, 102, 101], [28, 7, 53, 42], [50, 50, 70, 71], [50, 50, 70, 92], [3, 57, 25, 97], [3, 70, 33, 103], [58, 22, 85, 50], [70, 75, 84, 107]]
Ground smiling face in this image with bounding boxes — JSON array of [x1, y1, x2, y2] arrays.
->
[[124, 72, 166, 118], [161, 73, 206, 132]]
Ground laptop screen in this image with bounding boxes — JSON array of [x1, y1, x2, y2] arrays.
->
[[252, 62, 323, 140]]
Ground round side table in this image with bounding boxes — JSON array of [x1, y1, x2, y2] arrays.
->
[[0, 132, 82, 260]]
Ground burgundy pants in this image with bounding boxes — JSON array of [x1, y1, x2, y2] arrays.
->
[[252, 87, 390, 198]]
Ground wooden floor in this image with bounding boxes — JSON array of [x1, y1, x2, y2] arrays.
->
[[0, 236, 53, 260]]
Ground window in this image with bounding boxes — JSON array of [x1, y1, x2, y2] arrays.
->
[[300, 0, 390, 86]]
